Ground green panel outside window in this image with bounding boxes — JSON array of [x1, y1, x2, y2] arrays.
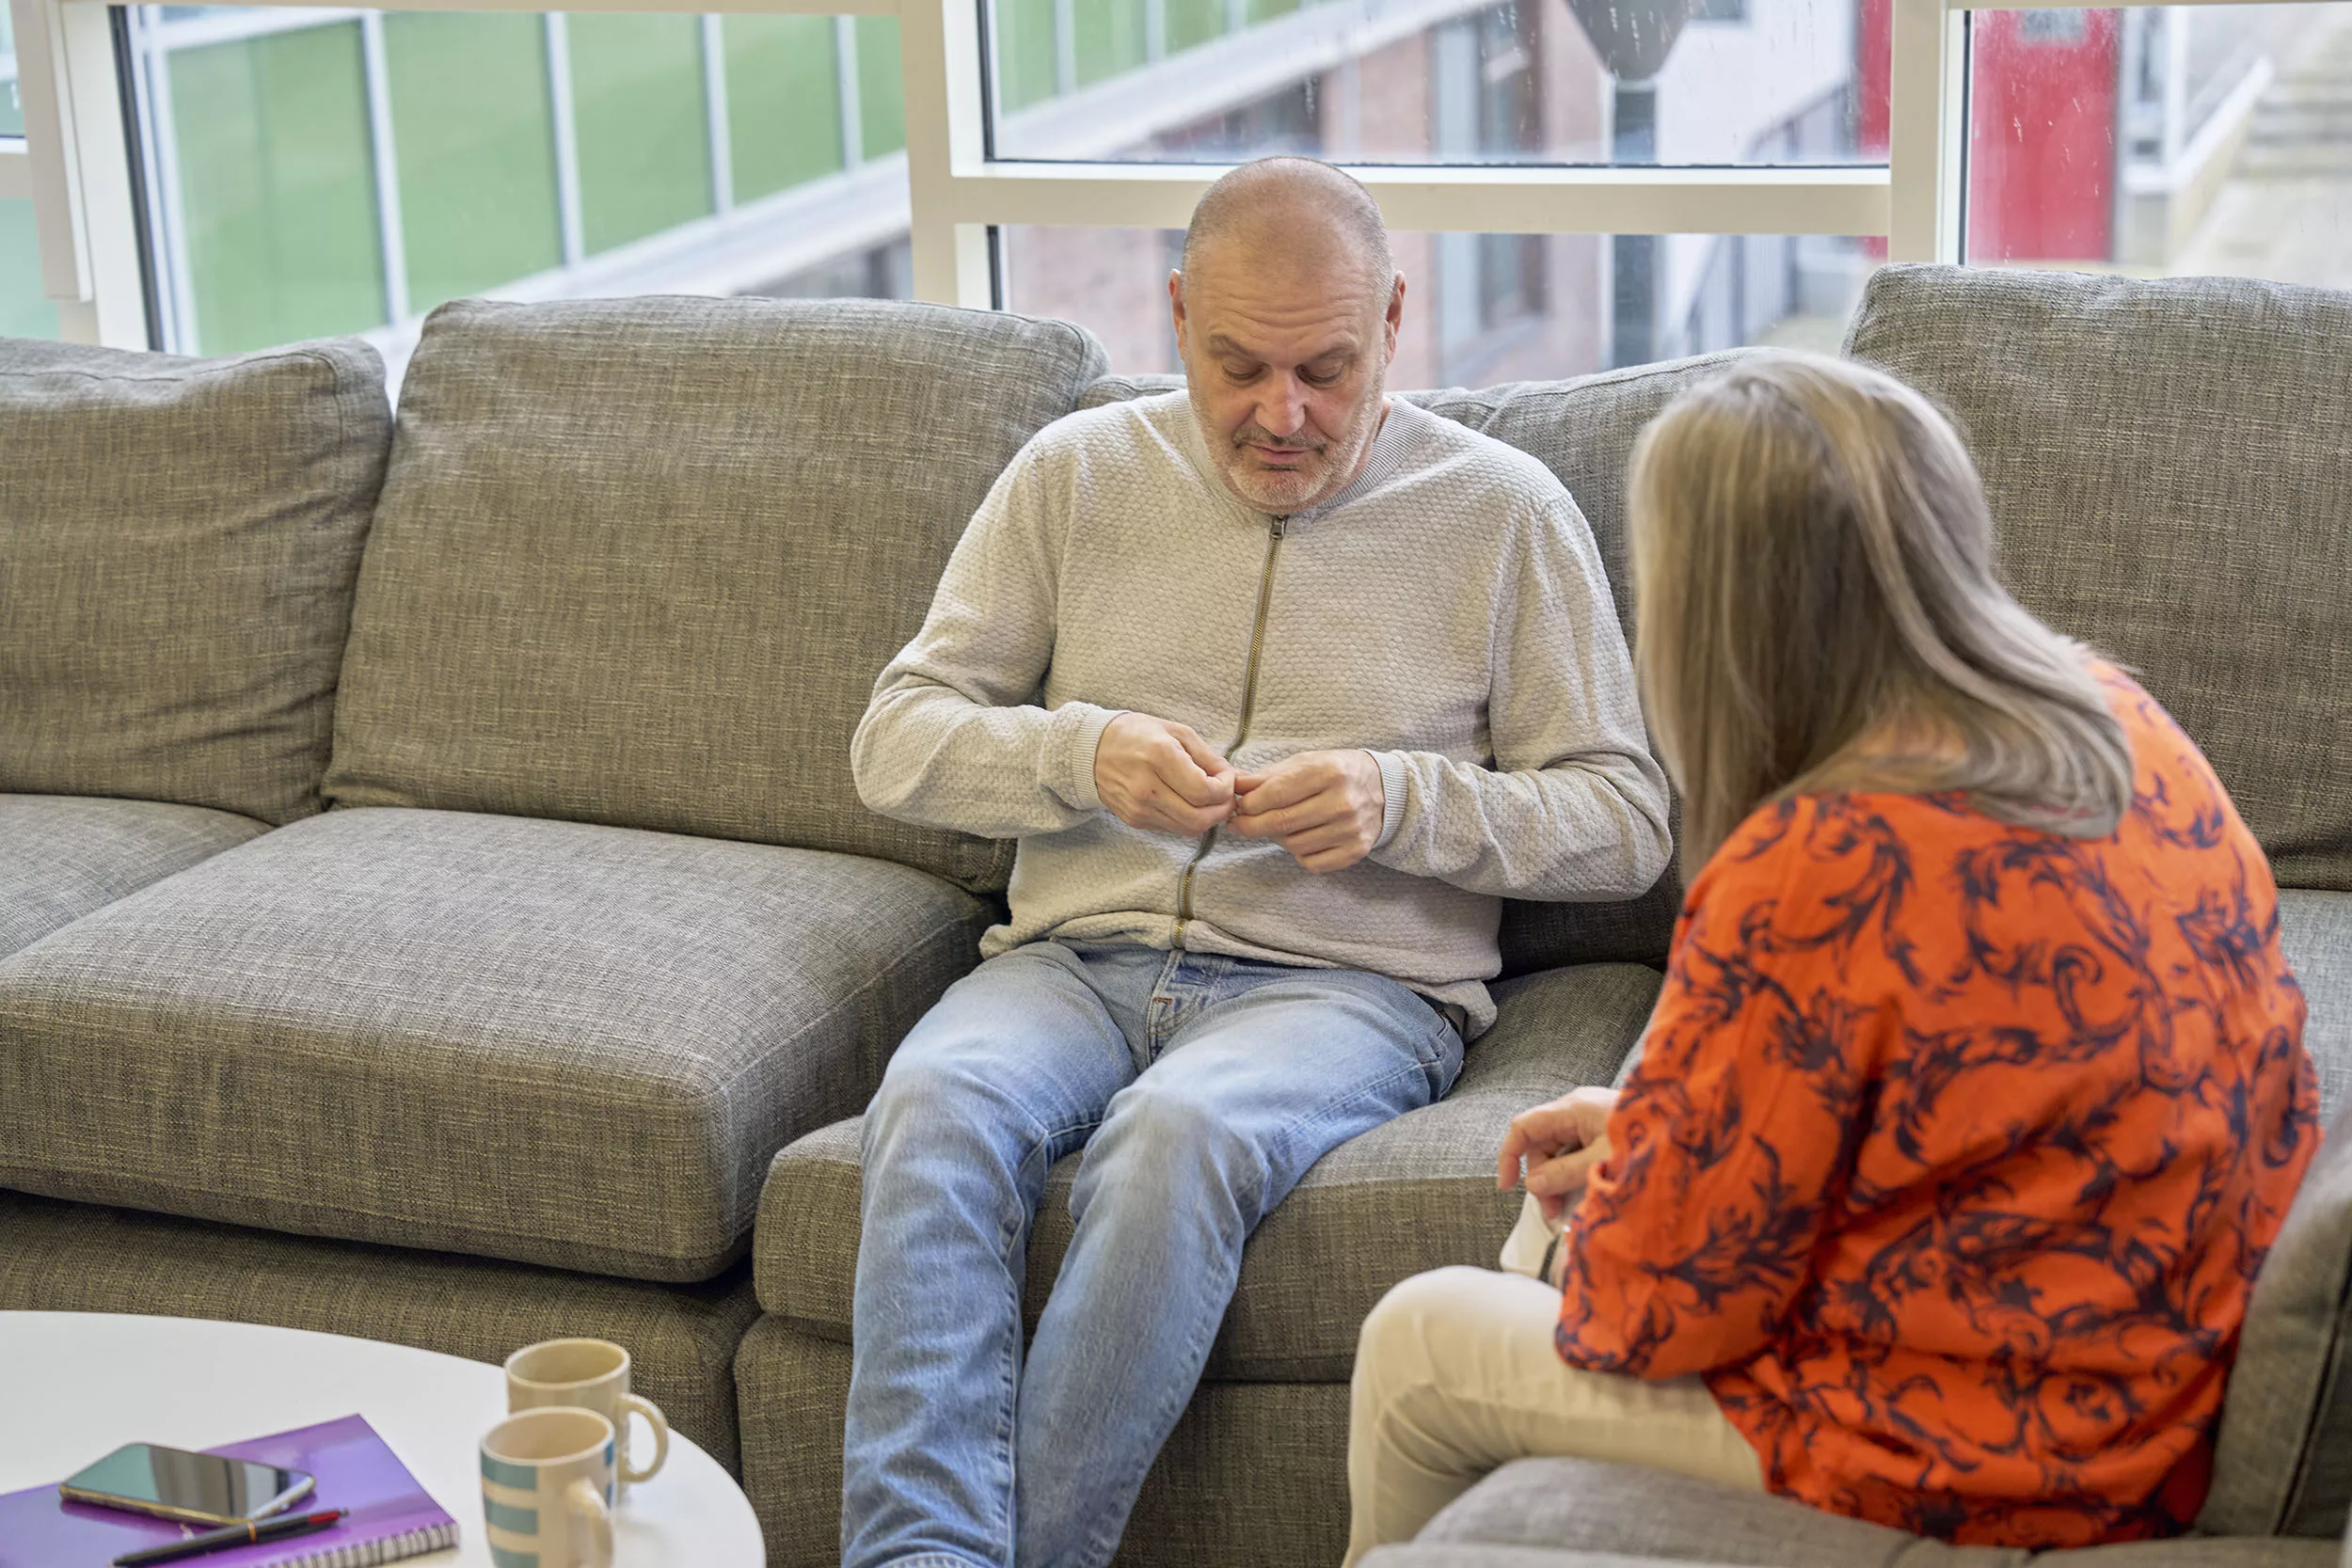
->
[[1166, 0, 1227, 54], [854, 17, 904, 159], [2, 2, 24, 138], [1, 198, 61, 340], [385, 11, 563, 313], [568, 12, 713, 256], [1248, 0, 1300, 22], [169, 24, 387, 354], [993, 0, 1057, 114], [1073, 0, 1149, 89], [724, 14, 843, 203]]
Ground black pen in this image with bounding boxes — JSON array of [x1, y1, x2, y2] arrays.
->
[[112, 1509, 346, 1567]]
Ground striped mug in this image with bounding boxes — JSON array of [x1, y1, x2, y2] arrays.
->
[[480, 1406, 615, 1568]]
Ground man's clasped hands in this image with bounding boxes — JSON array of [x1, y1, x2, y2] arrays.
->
[[1092, 711, 1618, 1223], [1092, 710, 1387, 874]]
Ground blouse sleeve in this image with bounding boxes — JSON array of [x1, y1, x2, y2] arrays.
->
[[1554, 798, 1885, 1380]]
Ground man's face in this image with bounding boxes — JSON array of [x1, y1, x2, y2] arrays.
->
[[1170, 249, 1404, 514]]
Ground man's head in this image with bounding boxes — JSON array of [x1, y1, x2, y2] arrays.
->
[[1171, 157, 1405, 514]]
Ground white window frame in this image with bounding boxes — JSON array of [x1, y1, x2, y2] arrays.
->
[[1, 0, 2332, 348]]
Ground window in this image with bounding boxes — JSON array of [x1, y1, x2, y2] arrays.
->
[[2, 2, 24, 137], [984, 0, 1888, 168], [1005, 225, 1870, 383], [119, 8, 913, 365], [9, 0, 2336, 380], [1964, 1, 2352, 288]]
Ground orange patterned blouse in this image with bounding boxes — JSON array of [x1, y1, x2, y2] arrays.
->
[[1554, 668, 2318, 1548]]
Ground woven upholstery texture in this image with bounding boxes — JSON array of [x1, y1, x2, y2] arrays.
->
[[734, 1315, 1349, 1568], [2280, 891, 2352, 1124], [0, 337, 389, 825], [0, 794, 266, 958], [325, 296, 1107, 893], [754, 960, 1659, 1375], [1073, 362, 1753, 973], [1844, 266, 2352, 893], [2200, 1095, 2352, 1538], [1383, 1459, 2338, 1565], [0, 806, 992, 1280], [0, 1191, 758, 1471]]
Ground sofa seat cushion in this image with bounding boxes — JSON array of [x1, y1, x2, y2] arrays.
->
[[325, 297, 1107, 894], [1845, 266, 2352, 895], [754, 960, 1661, 1380], [1381, 1459, 2336, 1568], [0, 795, 266, 958], [0, 337, 389, 825], [0, 806, 991, 1281]]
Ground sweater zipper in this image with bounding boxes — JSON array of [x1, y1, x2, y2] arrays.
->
[[1173, 514, 1287, 949]]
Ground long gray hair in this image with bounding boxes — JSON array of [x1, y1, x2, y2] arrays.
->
[[1627, 351, 2133, 870]]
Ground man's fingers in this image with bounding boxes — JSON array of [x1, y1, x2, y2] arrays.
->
[[1152, 748, 1234, 810], [1140, 792, 1231, 835], [1232, 763, 1322, 816], [1171, 726, 1233, 780], [1229, 791, 1339, 839], [1277, 820, 1358, 859], [1294, 843, 1370, 874]]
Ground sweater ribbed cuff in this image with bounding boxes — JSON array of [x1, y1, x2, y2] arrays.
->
[[1368, 750, 1408, 849], [1052, 703, 1126, 813]]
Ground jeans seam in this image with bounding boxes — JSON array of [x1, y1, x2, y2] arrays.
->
[[1270, 1055, 1436, 1163]]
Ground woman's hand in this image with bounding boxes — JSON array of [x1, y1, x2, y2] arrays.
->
[[1497, 1086, 1620, 1223]]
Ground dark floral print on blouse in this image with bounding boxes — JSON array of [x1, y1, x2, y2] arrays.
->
[[1555, 666, 2317, 1549]]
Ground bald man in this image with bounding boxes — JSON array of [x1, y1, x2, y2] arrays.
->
[[845, 157, 1671, 1568]]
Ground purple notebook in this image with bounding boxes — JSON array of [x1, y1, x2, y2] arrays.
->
[[0, 1414, 459, 1567]]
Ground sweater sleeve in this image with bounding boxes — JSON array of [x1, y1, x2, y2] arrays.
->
[[850, 443, 1124, 839], [1554, 802, 1872, 1380], [1364, 496, 1671, 898]]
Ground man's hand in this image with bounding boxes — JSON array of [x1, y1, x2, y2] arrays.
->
[[1497, 1086, 1620, 1223], [1228, 751, 1385, 873], [1093, 712, 1237, 836]]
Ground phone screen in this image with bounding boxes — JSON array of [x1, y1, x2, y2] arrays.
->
[[60, 1444, 310, 1524]]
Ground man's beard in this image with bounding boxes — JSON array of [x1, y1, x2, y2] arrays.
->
[[1195, 364, 1387, 514]]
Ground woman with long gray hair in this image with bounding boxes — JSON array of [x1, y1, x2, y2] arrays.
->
[[1343, 351, 2316, 1560]]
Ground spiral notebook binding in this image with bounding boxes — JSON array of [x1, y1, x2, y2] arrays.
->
[[277, 1520, 460, 1567]]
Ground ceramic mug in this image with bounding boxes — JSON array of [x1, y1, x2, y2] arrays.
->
[[505, 1338, 669, 1499], [480, 1406, 615, 1568]]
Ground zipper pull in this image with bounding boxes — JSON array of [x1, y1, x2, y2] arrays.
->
[[1271, 515, 1288, 539]]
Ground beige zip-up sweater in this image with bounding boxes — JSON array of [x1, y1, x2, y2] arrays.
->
[[851, 392, 1671, 1036]]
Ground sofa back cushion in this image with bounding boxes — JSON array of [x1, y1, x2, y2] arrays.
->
[[0, 337, 390, 825], [1080, 357, 1752, 972], [325, 297, 1107, 892], [2201, 1102, 2352, 1538], [1846, 264, 2352, 895]]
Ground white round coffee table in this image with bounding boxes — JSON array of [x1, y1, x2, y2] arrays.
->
[[0, 1312, 764, 1566]]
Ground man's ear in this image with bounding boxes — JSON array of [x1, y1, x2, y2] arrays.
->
[[1168, 270, 1188, 356], [1384, 273, 1406, 363]]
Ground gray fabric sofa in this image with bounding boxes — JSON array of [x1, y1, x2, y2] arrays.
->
[[3, 263, 2347, 1568], [0, 297, 1108, 1471]]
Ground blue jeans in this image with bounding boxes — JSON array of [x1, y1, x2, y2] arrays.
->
[[841, 940, 1465, 1568]]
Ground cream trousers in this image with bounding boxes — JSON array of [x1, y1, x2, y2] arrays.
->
[[1343, 1266, 1765, 1565]]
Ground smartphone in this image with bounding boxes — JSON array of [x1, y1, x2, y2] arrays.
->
[[58, 1443, 315, 1527]]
